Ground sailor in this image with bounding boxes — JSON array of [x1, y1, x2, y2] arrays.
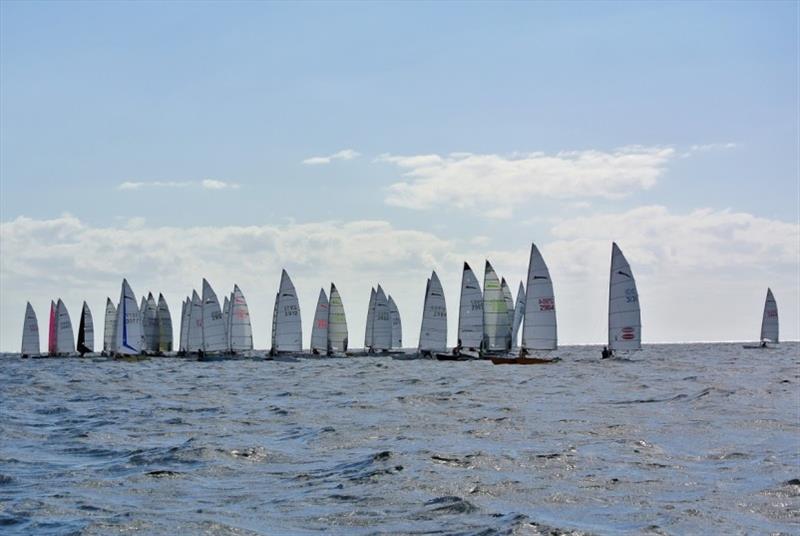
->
[[601, 346, 612, 359], [519, 347, 529, 358], [760, 340, 767, 348]]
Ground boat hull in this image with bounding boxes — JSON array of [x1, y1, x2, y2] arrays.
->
[[490, 356, 559, 365]]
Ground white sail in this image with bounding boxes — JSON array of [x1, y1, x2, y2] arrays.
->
[[178, 299, 187, 352], [483, 261, 510, 352], [388, 295, 402, 349], [522, 244, 557, 351], [457, 262, 483, 350], [760, 288, 779, 343], [115, 279, 143, 355], [227, 292, 234, 349], [511, 282, 525, 349], [78, 301, 94, 354], [327, 283, 348, 353], [103, 298, 116, 353], [608, 242, 641, 351], [229, 285, 253, 351], [55, 299, 75, 354], [143, 293, 159, 352], [181, 297, 192, 352], [501, 277, 515, 341], [48, 300, 56, 355], [272, 270, 302, 352], [222, 295, 230, 349], [21, 302, 40, 355], [310, 288, 329, 352], [371, 285, 392, 351], [364, 287, 376, 349], [419, 271, 447, 352], [187, 290, 203, 353], [157, 294, 173, 352], [201, 279, 228, 353]]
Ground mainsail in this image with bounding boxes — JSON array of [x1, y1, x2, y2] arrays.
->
[[178, 298, 188, 352], [77, 301, 94, 354], [511, 282, 525, 349], [229, 285, 253, 351], [483, 261, 510, 352], [388, 295, 402, 349], [272, 270, 302, 352], [608, 242, 641, 351], [187, 290, 203, 353], [157, 294, 173, 352], [48, 300, 57, 355], [143, 293, 159, 352], [521, 244, 557, 351], [419, 271, 447, 352], [115, 279, 143, 355], [327, 283, 348, 353], [501, 278, 515, 341], [222, 295, 230, 347], [103, 298, 116, 353], [310, 288, 329, 352], [55, 299, 75, 355], [201, 279, 228, 353], [457, 262, 483, 350], [21, 302, 40, 355], [371, 285, 392, 351], [364, 287, 376, 349], [760, 288, 779, 343]]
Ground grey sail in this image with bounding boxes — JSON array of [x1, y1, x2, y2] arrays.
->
[[364, 287, 376, 350], [457, 262, 483, 351], [760, 288, 779, 343], [187, 290, 203, 353], [511, 282, 525, 349], [501, 278, 514, 343], [371, 285, 392, 351], [222, 295, 230, 349], [21, 302, 40, 355], [115, 279, 143, 355], [103, 298, 116, 353], [419, 271, 447, 352], [143, 293, 159, 352], [608, 243, 641, 351], [201, 279, 228, 353], [157, 294, 173, 353], [522, 243, 557, 351], [483, 261, 510, 352], [310, 288, 329, 352], [229, 285, 253, 352], [55, 299, 75, 355], [272, 269, 302, 353], [327, 283, 348, 353], [178, 298, 188, 352], [388, 295, 402, 349]]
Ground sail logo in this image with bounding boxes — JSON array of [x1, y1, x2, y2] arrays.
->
[[538, 298, 554, 311], [621, 327, 636, 340]]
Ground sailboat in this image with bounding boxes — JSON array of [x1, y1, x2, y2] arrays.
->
[[450, 262, 483, 358], [186, 290, 203, 355], [511, 282, 525, 349], [327, 283, 348, 356], [102, 298, 116, 356], [77, 301, 94, 356], [270, 270, 303, 356], [492, 244, 558, 365], [229, 285, 254, 354], [55, 299, 75, 356], [501, 278, 515, 342], [419, 271, 447, 357], [156, 294, 173, 354], [607, 242, 641, 356], [482, 261, 511, 356], [743, 288, 779, 348], [142, 293, 159, 354], [199, 279, 228, 359], [179, 297, 192, 355], [20, 302, 40, 357], [114, 279, 145, 358], [48, 300, 57, 356], [364, 287, 376, 351], [388, 295, 402, 349], [310, 288, 329, 355], [370, 285, 392, 353]]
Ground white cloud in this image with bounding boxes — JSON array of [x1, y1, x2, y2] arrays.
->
[[302, 149, 361, 165], [117, 179, 239, 191], [380, 146, 675, 215], [682, 142, 738, 157]]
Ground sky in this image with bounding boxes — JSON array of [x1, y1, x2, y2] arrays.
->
[[1, 1, 798, 351]]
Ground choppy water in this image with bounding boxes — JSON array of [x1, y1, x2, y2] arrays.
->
[[1, 343, 798, 535]]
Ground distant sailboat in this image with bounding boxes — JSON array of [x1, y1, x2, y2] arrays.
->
[[310, 288, 329, 354], [21, 302, 40, 357], [456, 262, 483, 355], [201, 279, 228, 355], [187, 290, 203, 354], [143, 293, 159, 353], [77, 301, 94, 356], [48, 300, 56, 356], [229, 285, 253, 353], [178, 298, 188, 354], [511, 282, 525, 349], [483, 261, 510, 354], [271, 270, 302, 354], [55, 299, 75, 356], [327, 283, 348, 355], [115, 279, 144, 356], [743, 288, 779, 348], [608, 243, 641, 353], [371, 285, 392, 352], [501, 277, 515, 342], [364, 287, 376, 351], [222, 295, 230, 348], [103, 298, 116, 355], [419, 271, 447, 356], [157, 294, 173, 353], [388, 295, 402, 349]]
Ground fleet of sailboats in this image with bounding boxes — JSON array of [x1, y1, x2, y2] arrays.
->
[[15, 242, 783, 360]]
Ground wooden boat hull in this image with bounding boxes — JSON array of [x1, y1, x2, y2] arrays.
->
[[490, 356, 559, 365]]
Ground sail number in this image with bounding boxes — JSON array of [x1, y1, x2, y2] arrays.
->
[[625, 288, 638, 303]]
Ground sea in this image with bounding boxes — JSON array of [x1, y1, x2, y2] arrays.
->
[[1, 343, 798, 535]]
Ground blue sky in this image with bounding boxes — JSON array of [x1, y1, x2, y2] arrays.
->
[[1, 1, 797, 350]]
